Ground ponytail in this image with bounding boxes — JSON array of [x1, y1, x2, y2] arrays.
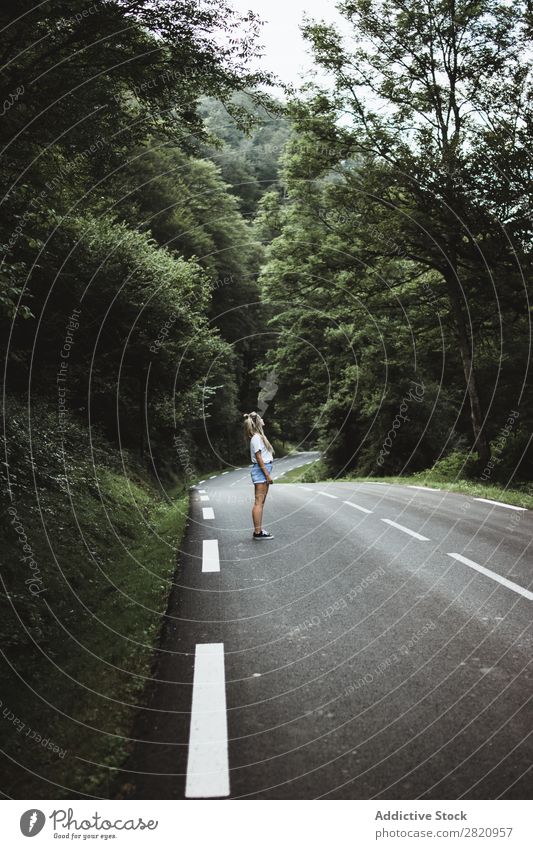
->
[[243, 411, 275, 456]]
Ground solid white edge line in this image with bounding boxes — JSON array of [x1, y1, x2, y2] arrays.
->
[[202, 507, 215, 520], [474, 497, 527, 511], [185, 643, 229, 798], [318, 491, 338, 499], [448, 553, 533, 601], [381, 518, 430, 541], [202, 540, 220, 573], [408, 485, 442, 492], [343, 500, 372, 514]]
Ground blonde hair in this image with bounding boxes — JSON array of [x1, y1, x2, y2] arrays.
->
[[243, 411, 274, 456]]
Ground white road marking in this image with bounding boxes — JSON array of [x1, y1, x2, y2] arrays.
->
[[185, 643, 229, 798], [199, 490, 207, 494], [200, 495, 209, 502], [474, 498, 527, 511], [202, 540, 220, 573], [343, 500, 372, 514], [202, 507, 215, 520], [448, 553, 533, 601], [209, 475, 217, 479], [230, 475, 248, 487], [221, 471, 229, 475], [199, 480, 206, 484], [318, 491, 338, 499], [381, 519, 430, 541], [408, 485, 441, 492]]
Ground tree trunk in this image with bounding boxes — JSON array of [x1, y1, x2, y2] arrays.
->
[[442, 268, 491, 467], [139, 370, 145, 461]]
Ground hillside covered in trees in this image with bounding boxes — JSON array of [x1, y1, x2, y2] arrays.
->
[[0, 0, 287, 797]]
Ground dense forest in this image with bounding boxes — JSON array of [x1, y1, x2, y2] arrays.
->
[[0, 0, 288, 797], [1, 0, 531, 798]]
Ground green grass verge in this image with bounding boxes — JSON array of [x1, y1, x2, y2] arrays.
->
[[0, 461, 212, 798], [276, 460, 533, 510]]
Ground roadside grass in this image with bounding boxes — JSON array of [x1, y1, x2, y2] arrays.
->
[[275, 459, 328, 485], [276, 460, 533, 509], [0, 459, 218, 798]]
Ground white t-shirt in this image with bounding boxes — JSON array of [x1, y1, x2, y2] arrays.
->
[[250, 433, 273, 464]]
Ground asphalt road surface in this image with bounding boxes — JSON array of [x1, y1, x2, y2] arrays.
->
[[117, 452, 532, 800]]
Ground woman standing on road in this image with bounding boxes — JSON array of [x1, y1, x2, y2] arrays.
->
[[244, 411, 275, 540]]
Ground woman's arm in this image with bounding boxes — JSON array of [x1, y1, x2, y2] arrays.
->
[[255, 450, 273, 484]]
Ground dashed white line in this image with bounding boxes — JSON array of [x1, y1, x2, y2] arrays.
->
[[199, 490, 207, 494], [381, 519, 430, 541], [200, 495, 209, 502], [448, 553, 533, 601], [343, 500, 372, 514], [318, 491, 338, 499], [408, 485, 442, 492], [230, 476, 247, 486], [209, 475, 217, 480], [185, 643, 229, 798], [199, 480, 206, 484], [474, 498, 526, 511], [221, 471, 229, 475], [202, 540, 220, 573], [202, 507, 215, 520]]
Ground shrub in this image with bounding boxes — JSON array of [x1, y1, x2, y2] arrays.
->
[[425, 450, 479, 481]]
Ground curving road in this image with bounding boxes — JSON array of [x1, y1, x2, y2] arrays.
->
[[117, 451, 533, 800]]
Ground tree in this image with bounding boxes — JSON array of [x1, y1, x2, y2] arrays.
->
[[0, 0, 273, 322], [0, 0, 286, 481], [297, 0, 533, 466]]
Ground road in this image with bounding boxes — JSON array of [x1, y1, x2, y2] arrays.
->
[[117, 451, 533, 800]]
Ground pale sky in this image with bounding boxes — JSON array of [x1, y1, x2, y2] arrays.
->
[[228, 0, 348, 89]]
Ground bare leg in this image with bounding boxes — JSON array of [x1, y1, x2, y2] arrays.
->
[[252, 482, 268, 533]]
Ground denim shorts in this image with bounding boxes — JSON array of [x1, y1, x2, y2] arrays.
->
[[251, 461, 273, 485]]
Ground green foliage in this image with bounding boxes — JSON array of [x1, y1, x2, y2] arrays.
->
[[257, 0, 532, 482], [0, 397, 193, 797], [0, 0, 287, 798], [425, 450, 481, 482]]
